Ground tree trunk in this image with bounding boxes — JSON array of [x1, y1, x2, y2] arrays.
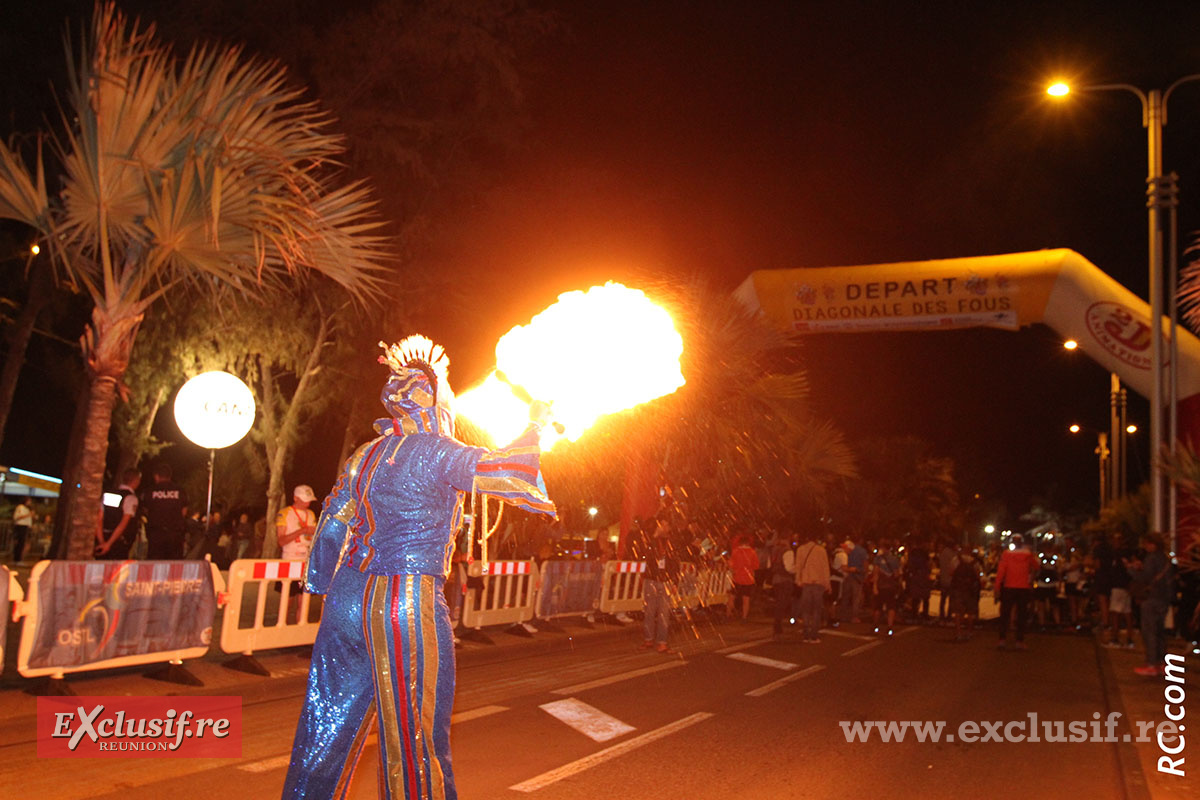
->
[[49, 380, 91, 559], [338, 390, 368, 466], [65, 303, 143, 560], [259, 359, 283, 558], [0, 267, 53, 452]]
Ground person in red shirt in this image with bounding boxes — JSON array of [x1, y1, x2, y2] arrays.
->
[[728, 534, 760, 619], [995, 533, 1038, 650]]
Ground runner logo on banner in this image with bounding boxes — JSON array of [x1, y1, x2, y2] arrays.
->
[[26, 561, 215, 671]]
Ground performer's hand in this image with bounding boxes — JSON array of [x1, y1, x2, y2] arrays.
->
[[528, 400, 553, 429]]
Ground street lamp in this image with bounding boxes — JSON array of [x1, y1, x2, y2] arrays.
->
[[1048, 76, 1200, 553], [1062, 339, 1078, 350], [1070, 420, 1139, 507]]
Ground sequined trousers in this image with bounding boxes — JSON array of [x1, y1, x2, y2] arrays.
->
[[283, 566, 457, 800]]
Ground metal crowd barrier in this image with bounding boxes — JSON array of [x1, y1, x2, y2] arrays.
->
[[460, 559, 538, 630], [218, 558, 321, 675], [13, 559, 224, 687], [598, 560, 646, 615], [534, 560, 604, 622]]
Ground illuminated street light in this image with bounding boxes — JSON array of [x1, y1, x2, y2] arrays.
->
[[1069, 423, 1081, 434], [1048, 74, 1200, 552], [984, 524, 995, 534], [1127, 423, 1138, 434], [588, 506, 598, 518], [29, 243, 39, 255], [1062, 339, 1078, 350]]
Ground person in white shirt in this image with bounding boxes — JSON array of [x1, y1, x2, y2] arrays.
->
[[277, 485, 318, 561], [11, 499, 33, 562]]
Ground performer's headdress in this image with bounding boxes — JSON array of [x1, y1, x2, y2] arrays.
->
[[376, 335, 455, 436]]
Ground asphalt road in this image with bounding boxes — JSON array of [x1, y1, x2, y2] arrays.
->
[[3, 611, 1179, 800]]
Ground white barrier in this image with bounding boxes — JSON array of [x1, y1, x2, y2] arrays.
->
[[669, 562, 702, 610], [14, 559, 224, 681], [460, 560, 538, 629], [1, 565, 23, 673], [219, 559, 320, 670], [697, 567, 732, 608], [598, 560, 645, 615]]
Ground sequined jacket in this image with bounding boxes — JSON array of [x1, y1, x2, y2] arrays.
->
[[304, 376, 555, 590]]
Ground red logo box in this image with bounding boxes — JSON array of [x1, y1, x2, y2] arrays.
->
[[37, 696, 242, 758]]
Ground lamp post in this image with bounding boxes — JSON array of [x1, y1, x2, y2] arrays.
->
[[173, 371, 256, 535], [1049, 76, 1200, 554], [1069, 421, 1138, 508]]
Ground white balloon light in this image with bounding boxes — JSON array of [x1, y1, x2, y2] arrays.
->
[[173, 371, 256, 449]]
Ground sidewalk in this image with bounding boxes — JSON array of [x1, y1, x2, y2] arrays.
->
[[1098, 638, 1199, 800]]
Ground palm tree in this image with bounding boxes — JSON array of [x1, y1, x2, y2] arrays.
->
[[0, 3, 389, 558]]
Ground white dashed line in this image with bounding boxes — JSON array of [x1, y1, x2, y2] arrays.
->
[[726, 652, 799, 671], [745, 664, 826, 697], [451, 704, 508, 724], [716, 636, 774, 654], [509, 712, 715, 792], [551, 661, 686, 695], [539, 698, 637, 742], [841, 640, 883, 657]]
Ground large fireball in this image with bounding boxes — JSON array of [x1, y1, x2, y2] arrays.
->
[[456, 282, 685, 447]]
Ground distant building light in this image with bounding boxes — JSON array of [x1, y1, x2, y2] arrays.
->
[[10, 467, 63, 484]]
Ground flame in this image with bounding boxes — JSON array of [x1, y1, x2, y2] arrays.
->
[[456, 282, 685, 447]]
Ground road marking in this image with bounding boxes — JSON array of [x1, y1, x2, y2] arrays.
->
[[726, 652, 798, 671], [539, 698, 636, 742], [842, 640, 883, 657], [819, 628, 875, 641], [551, 661, 686, 695], [715, 636, 774, 654], [893, 626, 919, 637], [509, 712, 714, 792], [239, 754, 293, 773], [745, 664, 825, 697], [451, 704, 508, 724]]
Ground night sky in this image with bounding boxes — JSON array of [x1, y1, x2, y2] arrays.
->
[[5, 1, 1200, 524]]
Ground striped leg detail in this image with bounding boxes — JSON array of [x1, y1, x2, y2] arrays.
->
[[368, 574, 456, 800]]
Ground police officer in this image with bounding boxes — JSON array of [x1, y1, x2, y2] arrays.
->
[[141, 463, 188, 560], [96, 468, 142, 559]]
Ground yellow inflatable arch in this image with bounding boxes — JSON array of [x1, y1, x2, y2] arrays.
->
[[735, 248, 1200, 547], [735, 248, 1200, 423]]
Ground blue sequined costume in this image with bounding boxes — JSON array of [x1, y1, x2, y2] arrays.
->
[[283, 359, 554, 800]]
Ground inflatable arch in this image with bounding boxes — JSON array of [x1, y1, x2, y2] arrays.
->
[[734, 248, 1200, 545]]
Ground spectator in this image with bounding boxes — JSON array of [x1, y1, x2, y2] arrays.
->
[[141, 463, 188, 560], [637, 517, 680, 653], [11, 498, 33, 562], [1128, 533, 1174, 677], [729, 534, 759, 619], [1091, 533, 1116, 639], [277, 485, 318, 561], [904, 541, 932, 623], [829, 535, 846, 624], [996, 533, 1037, 650], [232, 512, 254, 561], [871, 539, 902, 636], [769, 535, 795, 639], [937, 539, 958, 623], [839, 538, 867, 623], [950, 546, 983, 641], [96, 468, 141, 560], [1033, 546, 1062, 630], [793, 534, 831, 643], [1105, 533, 1137, 649]]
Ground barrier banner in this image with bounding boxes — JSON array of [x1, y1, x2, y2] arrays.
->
[[25, 561, 215, 672], [536, 560, 604, 618]]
